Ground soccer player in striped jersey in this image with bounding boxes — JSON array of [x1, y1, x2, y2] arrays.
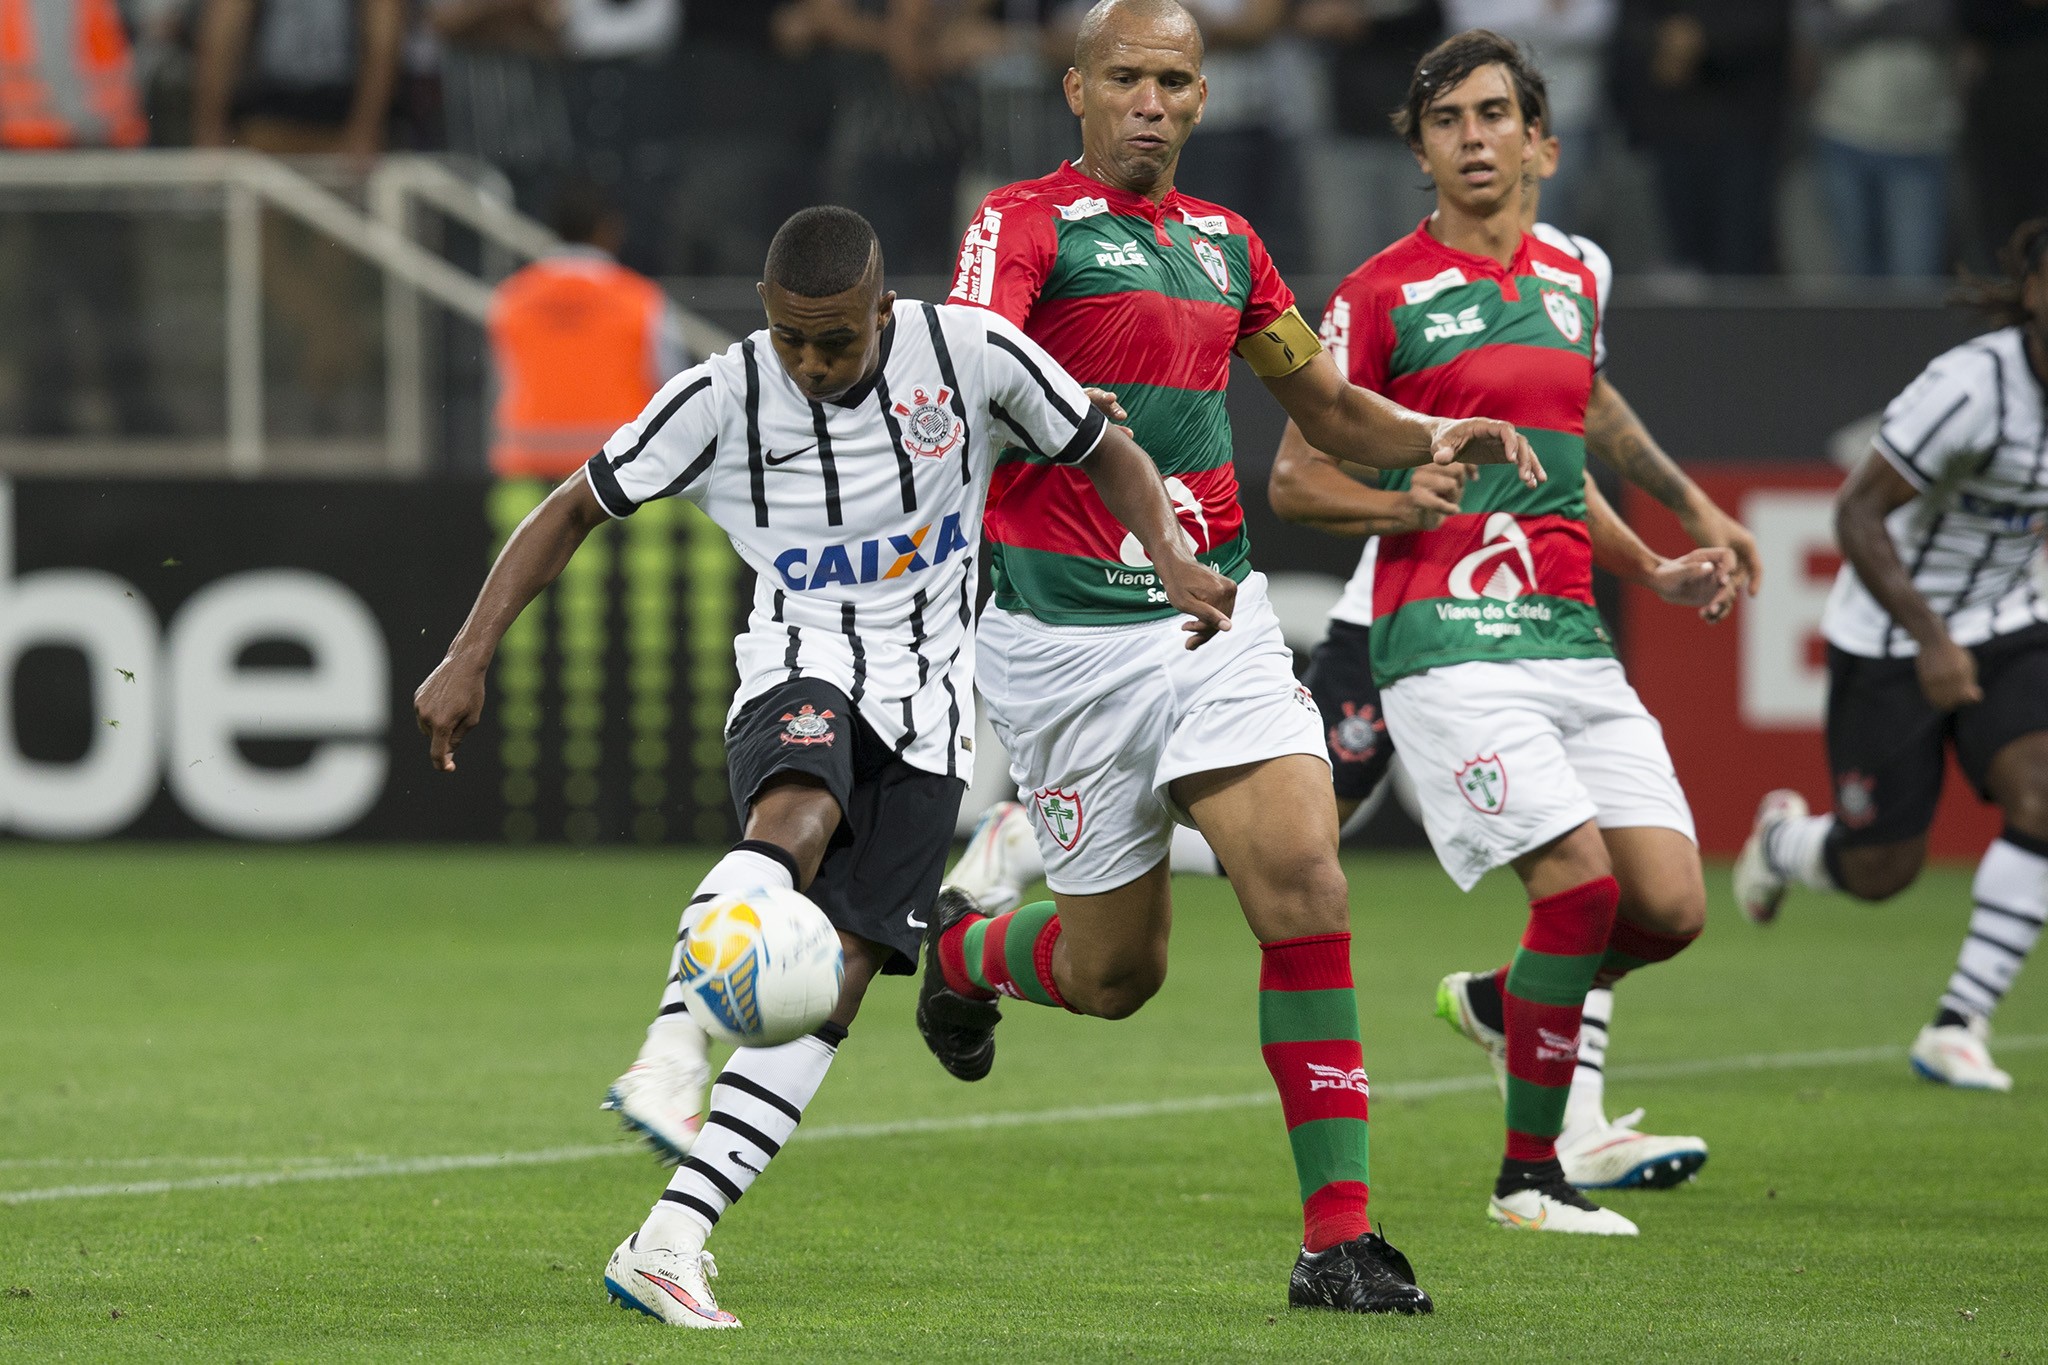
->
[[1273, 30, 1739, 1235], [414, 206, 1233, 1329], [926, 0, 1543, 1315], [1735, 218, 2048, 1093]]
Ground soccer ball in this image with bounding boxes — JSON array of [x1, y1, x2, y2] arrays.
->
[[677, 886, 844, 1047]]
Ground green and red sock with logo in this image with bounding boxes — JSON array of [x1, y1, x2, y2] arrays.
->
[[935, 900, 1070, 1008], [1503, 876, 1618, 1163], [1259, 933, 1371, 1250], [1590, 918, 1700, 989]]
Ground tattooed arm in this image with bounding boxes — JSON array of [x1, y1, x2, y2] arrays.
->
[[1583, 375, 1761, 620]]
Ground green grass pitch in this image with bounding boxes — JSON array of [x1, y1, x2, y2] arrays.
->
[[2, 846, 2043, 1363]]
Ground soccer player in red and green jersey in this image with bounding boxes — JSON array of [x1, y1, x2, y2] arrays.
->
[[1296, 29, 1732, 1234], [917, 0, 1544, 1316]]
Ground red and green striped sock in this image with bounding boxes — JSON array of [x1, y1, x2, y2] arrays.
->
[[1591, 918, 1700, 989], [1259, 933, 1371, 1251], [1503, 876, 1619, 1163], [935, 900, 1070, 1009]]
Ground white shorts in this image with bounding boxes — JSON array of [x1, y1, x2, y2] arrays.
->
[[1380, 656, 1696, 891], [978, 571, 1327, 895]]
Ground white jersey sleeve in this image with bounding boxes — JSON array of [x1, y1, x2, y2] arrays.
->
[[975, 310, 1110, 466], [1872, 346, 2003, 491], [583, 359, 725, 518]]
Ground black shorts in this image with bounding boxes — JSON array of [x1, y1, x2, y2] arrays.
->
[[725, 678, 965, 974], [1299, 619, 1397, 804], [1825, 624, 2048, 847]]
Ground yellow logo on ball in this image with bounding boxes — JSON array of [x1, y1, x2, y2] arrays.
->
[[683, 900, 764, 978]]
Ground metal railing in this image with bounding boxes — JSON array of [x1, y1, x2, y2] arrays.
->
[[0, 149, 734, 476]]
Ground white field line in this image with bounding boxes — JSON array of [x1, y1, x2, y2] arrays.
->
[[6, 1033, 2043, 1207]]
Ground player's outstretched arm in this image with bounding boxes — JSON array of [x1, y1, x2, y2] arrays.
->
[[1584, 472, 1737, 621], [1260, 351, 1545, 487], [1080, 424, 1239, 649], [414, 476, 610, 772], [1267, 418, 1468, 536], [1584, 375, 1762, 602], [1836, 450, 1981, 710]]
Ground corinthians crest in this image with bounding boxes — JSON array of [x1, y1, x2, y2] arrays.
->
[[893, 385, 964, 459], [780, 704, 837, 746], [1191, 237, 1230, 294]]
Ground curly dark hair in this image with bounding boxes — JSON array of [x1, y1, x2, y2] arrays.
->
[[1392, 29, 1548, 149], [1951, 218, 2048, 328]]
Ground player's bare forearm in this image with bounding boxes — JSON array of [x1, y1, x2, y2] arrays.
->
[[1262, 352, 1543, 485], [1836, 450, 1949, 648], [415, 477, 606, 771], [1585, 376, 1762, 593], [1081, 427, 1237, 645], [1586, 473, 1736, 618], [1268, 420, 1463, 535], [1584, 473, 1661, 585]]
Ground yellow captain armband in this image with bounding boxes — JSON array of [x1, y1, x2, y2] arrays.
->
[[1235, 305, 1323, 378]]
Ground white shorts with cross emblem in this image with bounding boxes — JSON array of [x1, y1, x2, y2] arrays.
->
[[1380, 656, 1695, 891], [976, 571, 1327, 894]]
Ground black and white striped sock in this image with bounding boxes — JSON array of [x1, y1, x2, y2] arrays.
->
[[656, 840, 800, 1019], [1565, 987, 1612, 1131], [637, 1023, 847, 1252], [1938, 834, 2047, 1023]]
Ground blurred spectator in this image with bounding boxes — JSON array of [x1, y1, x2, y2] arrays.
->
[[1170, 0, 1310, 272], [0, 0, 172, 436], [1958, 0, 2048, 269], [191, 0, 403, 158], [429, 0, 576, 213], [1799, 0, 1959, 278], [1447, 0, 1616, 234], [790, 0, 983, 277], [1616, 0, 1794, 274], [557, 0, 681, 274], [191, 0, 404, 431], [963, 0, 1078, 194], [665, 2, 833, 275], [1297, 0, 1444, 271], [486, 179, 683, 480]]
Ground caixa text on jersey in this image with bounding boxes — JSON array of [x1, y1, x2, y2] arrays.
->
[[771, 513, 973, 592]]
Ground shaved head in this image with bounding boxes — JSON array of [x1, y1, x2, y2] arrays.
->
[[1074, 0, 1203, 73]]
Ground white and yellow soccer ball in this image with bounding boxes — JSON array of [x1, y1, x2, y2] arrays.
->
[[677, 887, 844, 1047]]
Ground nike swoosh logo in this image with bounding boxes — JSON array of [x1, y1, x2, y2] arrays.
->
[[906, 910, 928, 929], [763, 444, 815, 466], [730, 1150, 762, 1175]]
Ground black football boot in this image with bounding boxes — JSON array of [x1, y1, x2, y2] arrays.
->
[[914, 887, 1002, 1081], [1289, 1231, 1434, 1315]]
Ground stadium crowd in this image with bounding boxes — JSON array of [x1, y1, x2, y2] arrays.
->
[[14, 0, 2046, 282]]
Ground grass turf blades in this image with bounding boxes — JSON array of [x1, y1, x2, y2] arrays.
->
[[1, 847, 2042, 1362]]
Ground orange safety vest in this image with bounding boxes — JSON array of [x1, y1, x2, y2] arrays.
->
[[488, 251, 676, 480], [0, 0, 146, 150]]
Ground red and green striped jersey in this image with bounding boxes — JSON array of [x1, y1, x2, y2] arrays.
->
[[949, 162, 1296, 624], [1321, 223, 1609, 685]]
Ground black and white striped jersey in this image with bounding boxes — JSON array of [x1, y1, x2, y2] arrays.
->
[[584, 300, 1107, 781], [1823, 326, 2048, 659]]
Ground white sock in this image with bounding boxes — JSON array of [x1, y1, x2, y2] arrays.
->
[[1939, 837, 2048, 1021], [657, 844, 797, 1019], [1762, 813, 1838, 892], [1169, 825, 1222, 877], [1565, 987, 1612, 1131], [639, 1026, 843, 1252]]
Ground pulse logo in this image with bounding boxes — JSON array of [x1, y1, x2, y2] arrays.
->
[[772, 512, 971, 591], [1093, 239, 1149, 268], [1423, 305, 1486, 342]]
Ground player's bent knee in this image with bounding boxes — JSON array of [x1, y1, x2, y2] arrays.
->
[[1836, 843, 1924, 901], [1997, 776, 2048, 843], [1066, 957, 1168, 1020]]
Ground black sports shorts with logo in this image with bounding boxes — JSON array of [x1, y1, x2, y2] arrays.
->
[[724, 678, 965, 974], [1299, 619, 1397, 804], [1825, 623, 2048, 847]]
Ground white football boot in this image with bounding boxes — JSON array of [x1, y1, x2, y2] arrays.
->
[[603, 1013, 712, 1163], [1434, 970, 1508, 1098], [1733, 788, 1809, 925], [1488, 1185, 1639, 1236], [946, 801, 1041, 915], [1909, 1018, 2014, 1091], [1558, 1108, 1709, 1189], [604, 1235, 740, 1328]]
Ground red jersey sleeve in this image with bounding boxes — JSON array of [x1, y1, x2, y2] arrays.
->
[[1317, 272, 1394, 395], [947, 193, 1057, 327], [1235, 223, 1297, 341]]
